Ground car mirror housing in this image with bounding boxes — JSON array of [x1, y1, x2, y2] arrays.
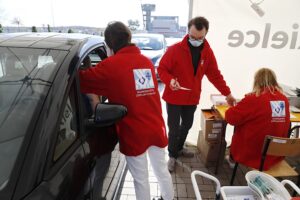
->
[[86, 103, 127, 127]]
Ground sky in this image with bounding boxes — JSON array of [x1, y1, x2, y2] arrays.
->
[[0, 0, 189, 28]]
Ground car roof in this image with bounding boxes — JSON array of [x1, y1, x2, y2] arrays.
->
[[132, 33, 165, 38], [166, 37, 182, 46], [0, 32, 102, 50]]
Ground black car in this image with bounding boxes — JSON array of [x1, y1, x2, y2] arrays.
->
[[0, 33, 127, 200]]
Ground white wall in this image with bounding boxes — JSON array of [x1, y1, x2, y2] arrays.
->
[[185, 0, 300, 145], [191, 0, 300, 107]]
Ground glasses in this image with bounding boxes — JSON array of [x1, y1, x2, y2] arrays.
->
[[188, 33, 205, 41]]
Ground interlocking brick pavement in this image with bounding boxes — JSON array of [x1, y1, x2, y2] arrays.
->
[[116, 144, 251, 200]]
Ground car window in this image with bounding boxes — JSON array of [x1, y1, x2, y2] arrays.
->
[[53, 82, 79, 161], [80, 47, 107, 69], [88, 54, 101, 67], [132, 36, 164, 50], [80, 53, 100, 69], [80, 48, 108, 117], [166, 37, 182, 48], [0, 47, 67, 190]]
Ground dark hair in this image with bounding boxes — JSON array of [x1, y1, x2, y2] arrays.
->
[[188, 16, 209, 31], [104, 21, 132, 53]]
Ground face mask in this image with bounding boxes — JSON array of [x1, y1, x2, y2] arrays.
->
[[189, 38, 204, 47]]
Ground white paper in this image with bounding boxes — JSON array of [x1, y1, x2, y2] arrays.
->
[[272, 139, 287, 144], [179, 86, 191, 91], [211, 94, 227, 105], [213, 123, 223, 128], [212, 129, 221, 134], [290, 113, 296, 119], [38, 56, 54, 68]]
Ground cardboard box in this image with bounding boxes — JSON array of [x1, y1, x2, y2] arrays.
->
[[197, 131, 227, 167], [201, 109, 225, 142]]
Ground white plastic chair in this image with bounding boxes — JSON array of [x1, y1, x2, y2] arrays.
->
[[191, 170, 221, 200], [191, 170, 300, 200]]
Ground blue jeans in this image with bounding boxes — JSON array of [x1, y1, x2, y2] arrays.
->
[[166, 103, 197, 158]]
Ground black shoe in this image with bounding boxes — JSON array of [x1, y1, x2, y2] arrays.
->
[[152, 197, 163, 200], [178, 148, 194, 157]]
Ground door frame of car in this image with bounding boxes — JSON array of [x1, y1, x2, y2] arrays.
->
[[11, 42, 106, 200]]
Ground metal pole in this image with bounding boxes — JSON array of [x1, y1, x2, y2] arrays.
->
[[188, 0, 194, 21], [50, 0, 55, 27]]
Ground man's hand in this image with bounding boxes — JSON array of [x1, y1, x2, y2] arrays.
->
[[170, 78, 181, 91], [226, 93, 236, 106]]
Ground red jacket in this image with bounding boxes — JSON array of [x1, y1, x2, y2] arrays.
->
[[225, 89, 290, 170], [158, 35, 231, 105], [79, 45, 168, 156]]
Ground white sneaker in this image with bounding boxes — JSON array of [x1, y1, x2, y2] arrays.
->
[[178, 148, 194, 158], [168, 157, 176, 172], [225, 155, 236, 169]]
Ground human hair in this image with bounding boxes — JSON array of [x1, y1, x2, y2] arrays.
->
[[188, 16, 209, 31], [104, 21, 132, 53], [252, 68, 282, 96]]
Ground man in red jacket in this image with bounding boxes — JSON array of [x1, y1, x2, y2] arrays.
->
[[158, 16, 236, 172], [79, 22, 174, 200]]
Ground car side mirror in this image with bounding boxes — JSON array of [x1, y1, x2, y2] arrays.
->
[[85, 103, 127, 127]]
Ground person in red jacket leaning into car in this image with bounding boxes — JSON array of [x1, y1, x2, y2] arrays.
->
[[225, 68, 290, 170], [158, 16, 236, 172], [79, 22, 174, 200]]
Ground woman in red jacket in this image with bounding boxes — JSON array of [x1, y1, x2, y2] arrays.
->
[[79, 22, 173, 200], [225, 68, 290, 170]]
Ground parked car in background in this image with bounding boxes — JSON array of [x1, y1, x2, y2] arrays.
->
[[132, 33, 167, 80], [165, 37, 182, 48], [0, 33, 127, 200]]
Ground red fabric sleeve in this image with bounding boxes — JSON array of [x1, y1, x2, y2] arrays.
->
[[157, 48, 175, 86], [225, 95, 255, 126], [79, 62, 110, 96], [205, 49, 231, 96]]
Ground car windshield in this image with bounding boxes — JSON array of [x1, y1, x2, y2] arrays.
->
[[132, 36, 164, 50], [166, 37, 182, 48], [0, 47, 68, 190]]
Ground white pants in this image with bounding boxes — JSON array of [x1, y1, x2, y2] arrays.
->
[[125, 146, 174, 200]]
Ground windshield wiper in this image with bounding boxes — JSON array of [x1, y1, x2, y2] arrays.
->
[[0, 76, 51, 85]]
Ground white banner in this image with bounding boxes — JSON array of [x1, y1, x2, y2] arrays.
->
[[191, 0, 300, 106]]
